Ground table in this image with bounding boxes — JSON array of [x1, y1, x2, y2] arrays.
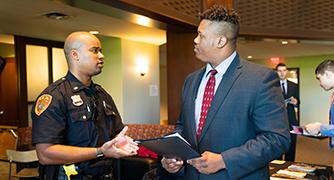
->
[[270, 161, 332, 179]]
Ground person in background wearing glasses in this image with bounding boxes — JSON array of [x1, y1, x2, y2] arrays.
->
[[31, 31, 138, 179], [275, 63, 300, 162]]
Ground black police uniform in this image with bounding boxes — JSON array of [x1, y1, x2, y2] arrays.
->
[[32, 72, 124, 179]]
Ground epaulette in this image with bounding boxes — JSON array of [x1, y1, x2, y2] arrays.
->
[[44, 77, 67, 93], [94, 84, 108, 94]]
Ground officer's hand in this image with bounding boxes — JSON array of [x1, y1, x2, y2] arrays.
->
[[100, 126, 138, 158], [115, 126, 139, 154], [161, 157, 183, 173]]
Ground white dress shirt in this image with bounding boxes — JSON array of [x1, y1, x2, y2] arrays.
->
[[195, 51, 236, 130], [280, 79, 287, 94]]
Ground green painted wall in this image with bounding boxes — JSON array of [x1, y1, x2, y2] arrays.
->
[[121, 39, 160, 124], [0, 43, 15, 57], [93, 35, 124, 117], [252, 54, 334, 125], [93, 36, 160, 124]]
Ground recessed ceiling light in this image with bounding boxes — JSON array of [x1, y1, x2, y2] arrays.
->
[[281, 40, 289, 45], [44, 12, 70, 20], [89, 31, 99, 35], [134, 15, 151, 27]]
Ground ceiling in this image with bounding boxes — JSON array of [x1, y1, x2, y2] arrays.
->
[[237, 38, 334, 60], [0, 0, 334, 60], [0, 0, 166, 45]]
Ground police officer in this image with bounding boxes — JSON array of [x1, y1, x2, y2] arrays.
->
[[32, 31, 139, 179]]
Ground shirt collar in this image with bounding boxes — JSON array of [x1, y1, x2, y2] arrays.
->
[[65, 71, 94, 93], [280, 79, 287, 84], [204, 51, 236, 77]]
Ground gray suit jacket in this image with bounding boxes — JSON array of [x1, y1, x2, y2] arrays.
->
[[176, 54, 290, 180]]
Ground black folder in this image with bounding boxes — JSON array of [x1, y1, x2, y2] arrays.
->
[[136, 136, 200, 160]]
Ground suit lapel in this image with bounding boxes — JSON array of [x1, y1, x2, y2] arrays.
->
[[287, 81, 291, 97], [189, 68, 206, 144], [198, 55, 243, 143]]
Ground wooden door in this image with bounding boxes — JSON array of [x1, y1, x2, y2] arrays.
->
[[0, 57, 18, 125]]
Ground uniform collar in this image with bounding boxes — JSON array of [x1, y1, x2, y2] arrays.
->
[[65, 71, 95, 93]]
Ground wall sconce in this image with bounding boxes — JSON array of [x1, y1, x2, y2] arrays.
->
[[136, 57, 148, 76]]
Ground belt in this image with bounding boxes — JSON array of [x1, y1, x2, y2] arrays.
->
[[82, 173, 113, 180], [60, 165, 113, 180]]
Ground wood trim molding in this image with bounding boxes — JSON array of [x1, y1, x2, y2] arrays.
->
[[14, 36, 63, 127]]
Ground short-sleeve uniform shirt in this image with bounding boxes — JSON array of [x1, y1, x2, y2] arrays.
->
[[31, 71, 124, 175]]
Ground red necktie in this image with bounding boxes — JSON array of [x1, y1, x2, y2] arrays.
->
[[197, 69, 217, 139]]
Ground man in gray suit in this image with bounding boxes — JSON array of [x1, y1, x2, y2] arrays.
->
[[160, 5, 290, 179]]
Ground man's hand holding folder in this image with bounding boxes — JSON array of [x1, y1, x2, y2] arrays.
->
[[187, 151, 226, 174], [136, 132, 226, 174], [162, 151, 226, 175], [135, 132, 200, 160]]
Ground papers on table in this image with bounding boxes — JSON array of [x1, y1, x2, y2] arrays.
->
[[271, 163, 317, 180], [271, 160, 286, 165], [288, 164, 316, 173], [276, 169, 307, 178]]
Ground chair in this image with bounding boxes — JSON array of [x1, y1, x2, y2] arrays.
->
[[17, 127, 34, 150], [6, 149, 39, 179], [0, 126, 18, 160]]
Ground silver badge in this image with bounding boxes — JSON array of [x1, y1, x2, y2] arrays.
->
[[71, 95, 83, 106]]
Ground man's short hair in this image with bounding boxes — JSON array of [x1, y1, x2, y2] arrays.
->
[[315, 59, 334, 75], [199, 5, 240, 45], [275, 63, 287, 70]]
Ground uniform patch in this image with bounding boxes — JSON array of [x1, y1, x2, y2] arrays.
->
[[71, 95, 83, 106], [35, 94, 52, 116]]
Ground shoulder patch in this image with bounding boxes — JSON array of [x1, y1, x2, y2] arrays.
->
[[35, 94, 52, 116]]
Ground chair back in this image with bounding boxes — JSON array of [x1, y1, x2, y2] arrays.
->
[[6, 149, 39, 179], [126, 124, 175, 140], [6, 149, 38, 163]]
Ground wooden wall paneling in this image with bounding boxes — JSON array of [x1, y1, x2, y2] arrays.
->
[[14, 36, 63, 127], [0, 58, 18, 126], [167, 31, 204, 124], [15, 36, 28, 127]]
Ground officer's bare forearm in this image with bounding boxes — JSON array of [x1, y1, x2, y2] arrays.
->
[[36, 143, 98, 165]]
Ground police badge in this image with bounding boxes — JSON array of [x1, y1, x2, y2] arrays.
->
[[71, 95, 83, 106]]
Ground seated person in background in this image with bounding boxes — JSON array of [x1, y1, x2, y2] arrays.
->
[[32, 31, 138, 179], [305, 59, 334, 139]]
